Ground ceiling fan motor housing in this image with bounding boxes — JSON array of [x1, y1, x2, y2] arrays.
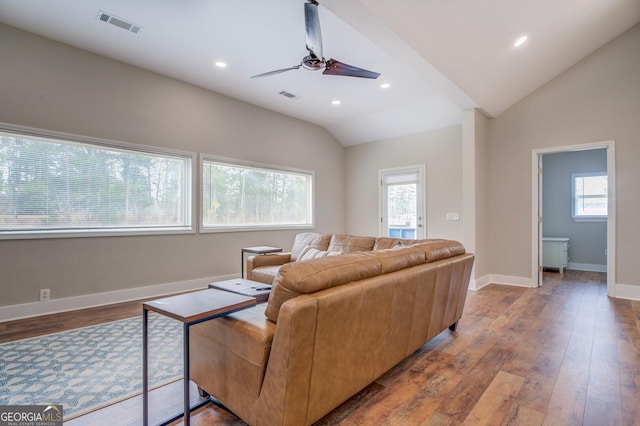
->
[[302, 55, 325, 71]]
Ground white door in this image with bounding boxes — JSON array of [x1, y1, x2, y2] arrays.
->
[[379, 166, 426, 239]]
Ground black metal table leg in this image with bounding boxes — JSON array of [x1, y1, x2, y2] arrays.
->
[[184, 324, 190, 425], [143, 307, 149, 426]]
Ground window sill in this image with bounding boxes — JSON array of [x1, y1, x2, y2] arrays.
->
[[0, 227, 195, 240], [572, 216, 607, 223]]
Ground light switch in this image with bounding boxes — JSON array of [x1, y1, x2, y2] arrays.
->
[[446, 212, 460, 221]]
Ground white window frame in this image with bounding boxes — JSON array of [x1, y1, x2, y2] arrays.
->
[[0, 123, 196, 239], [200, 155, 315, 233], [571, 171, 608, 222]]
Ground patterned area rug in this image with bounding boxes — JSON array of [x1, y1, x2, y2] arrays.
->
[[0, 313, 183, 420]]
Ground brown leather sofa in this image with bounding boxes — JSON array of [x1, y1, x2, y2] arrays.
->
[[247, 232, 443, 284], [190, 234, 474, 426]]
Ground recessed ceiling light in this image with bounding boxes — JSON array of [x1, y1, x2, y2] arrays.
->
[[215, 61, 227, 68], [380, 83, 391, 89], [331, 100, 341, 105], [514, 35, 528, 47]]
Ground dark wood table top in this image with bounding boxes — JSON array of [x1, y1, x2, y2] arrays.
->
[[143, 289, 256, 323]]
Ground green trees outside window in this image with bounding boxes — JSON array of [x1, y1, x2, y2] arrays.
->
[[202, 159, 313, 230], [0, 130, 192, 236]]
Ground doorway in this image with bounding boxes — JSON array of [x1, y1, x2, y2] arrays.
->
[[379, 165, 426, 239], [532, 141, 616, 295]]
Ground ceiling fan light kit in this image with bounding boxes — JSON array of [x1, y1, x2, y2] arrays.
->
[[251, 0, 380, 80]]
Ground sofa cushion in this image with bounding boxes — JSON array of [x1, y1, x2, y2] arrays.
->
[[265, 253, 382, 322], [327, 234, 376, 253], [364, 245, 426, 274], [290, 233, 332, 261], [373, 237, 442, 250], [372, 237, 405, 250], [251, 265, 282, 284], [298, 246, 342, 261], [413, 240, 466, 262]]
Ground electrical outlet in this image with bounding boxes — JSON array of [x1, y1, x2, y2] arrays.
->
[[39, 288, 50, 302]]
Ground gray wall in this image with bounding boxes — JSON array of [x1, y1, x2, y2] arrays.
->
[[488, 24, 640, 287], [345, 125, 463, 242], [3, 20, 640, 310], [542, 149, 607, 269], [0, 24, 345, 307]]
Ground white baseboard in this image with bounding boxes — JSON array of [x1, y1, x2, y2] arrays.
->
[[467, 277, 478, 290], [613, 284, 640, 301], [0, 273, 239, 322], [5, 272, 638, 322], [470, 275, 489, 291], [473, 274, 536, 291], [567, 262, 607, 273]]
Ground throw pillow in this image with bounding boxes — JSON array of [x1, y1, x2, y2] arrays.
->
[[298, 246, 342, 261]]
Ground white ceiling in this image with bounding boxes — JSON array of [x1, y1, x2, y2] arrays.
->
[[0, 0, 638, 146]]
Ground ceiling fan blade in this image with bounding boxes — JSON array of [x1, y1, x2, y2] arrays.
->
[[304, 1, 323, 59], [323, 59, 381, 79], [250, 65, 301, 78]]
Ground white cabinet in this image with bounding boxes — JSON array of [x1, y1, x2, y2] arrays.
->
[[542, 237, 569, 273]]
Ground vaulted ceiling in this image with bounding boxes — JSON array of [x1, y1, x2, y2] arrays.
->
[[1, 0, 638, 145]]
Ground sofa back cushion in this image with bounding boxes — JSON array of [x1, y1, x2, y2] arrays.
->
[[412, 240, 466, 262], [364, 246, 426, 274], [290, 233, 332, 261], [327, 234, 376, 253], [265, 253, 381, 322], [372, 237, 405, 250]]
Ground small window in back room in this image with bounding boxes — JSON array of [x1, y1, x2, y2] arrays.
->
[[572, 172, 607, 221]]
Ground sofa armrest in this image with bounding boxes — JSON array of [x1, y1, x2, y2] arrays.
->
[[246, 253, 293, 280], [249, 252, 292, 268]]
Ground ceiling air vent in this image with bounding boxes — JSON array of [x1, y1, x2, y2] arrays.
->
[[96, 11, 143, 34], [278, 90, 298, 100]]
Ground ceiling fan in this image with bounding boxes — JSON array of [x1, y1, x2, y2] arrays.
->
[[251, 0, 381, 79]]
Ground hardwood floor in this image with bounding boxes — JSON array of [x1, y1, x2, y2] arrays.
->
[[2, 270, 639, 425]]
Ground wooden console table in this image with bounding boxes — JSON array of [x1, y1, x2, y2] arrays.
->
[[142, 289, 256, 426]]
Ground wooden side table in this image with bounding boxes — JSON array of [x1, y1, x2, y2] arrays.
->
[[142, 289, 256, 426], [241, 246, 282, 278]]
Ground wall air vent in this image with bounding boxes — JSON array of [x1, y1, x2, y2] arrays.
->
[[278, 90, 298, 100], [96, 11, 143, 34]]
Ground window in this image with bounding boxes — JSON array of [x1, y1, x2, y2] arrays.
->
[[0, 127, 193, 238], [572, 172, 607, 221], [201, 157, 313, 231]]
